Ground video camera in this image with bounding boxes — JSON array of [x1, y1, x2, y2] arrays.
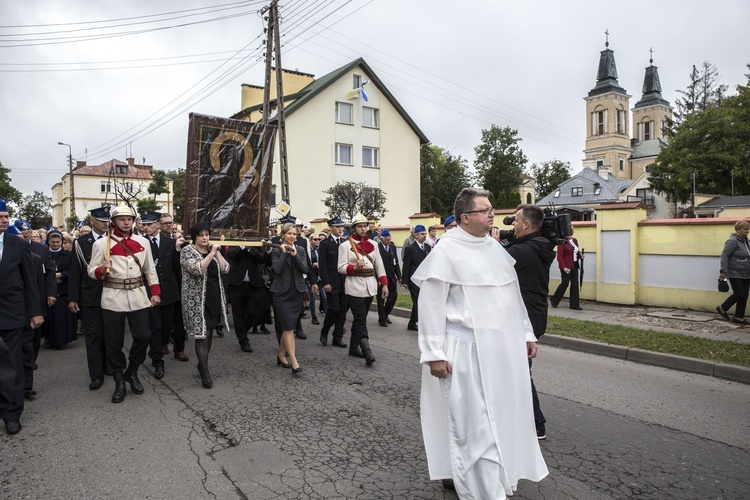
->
[[497, 206, 572, 244]]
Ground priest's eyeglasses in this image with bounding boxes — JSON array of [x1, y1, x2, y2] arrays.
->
[[464, 207, 495, 215]]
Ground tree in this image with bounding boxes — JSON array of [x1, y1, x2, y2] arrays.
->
[[148, 170, 170, 200], [137, 197, 160, 214], [529, 160, 572, 199], [420, 144, 472, 217], [651, 64, 750, 203], [165, 169, 185, 222], [18, 190, 53, 228], [672, 61, 728, 127], [474, 125, 527, 205], [322, 181, 387, 223], [0, 162, 23, 216], [506, 192, 522, 208]]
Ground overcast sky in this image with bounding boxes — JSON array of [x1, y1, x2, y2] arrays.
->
[[2, 0, 749, 202]]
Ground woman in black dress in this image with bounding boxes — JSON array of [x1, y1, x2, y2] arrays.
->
[[270, 223, 308, 374], [43, 230, 77, 348], [180, 223, 230, 388]]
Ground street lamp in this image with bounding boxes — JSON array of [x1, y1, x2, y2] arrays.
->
[[57, 141, 76, 223]]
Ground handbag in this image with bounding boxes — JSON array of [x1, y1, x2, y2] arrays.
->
[[718, 279, 729, 293]]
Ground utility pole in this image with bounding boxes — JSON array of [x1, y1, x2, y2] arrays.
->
[[261, 0, 290, 205], [58, 141, 76, 222], [690, 171, 699, 217]]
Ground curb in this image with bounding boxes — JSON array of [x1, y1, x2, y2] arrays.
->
[[540, 334, 750, 385]]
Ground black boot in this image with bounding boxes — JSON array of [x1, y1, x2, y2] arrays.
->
[[348, 342, 366, 358], [359, 339, 376, 365], [112, 371, 126, 403], [123, 365, 144, 394]]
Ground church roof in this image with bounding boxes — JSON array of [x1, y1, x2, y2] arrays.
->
[[630, 139, 664, 159], [537, 167, 635, 207], [634, 62, 670, 108], [588, 45, 627, 97]]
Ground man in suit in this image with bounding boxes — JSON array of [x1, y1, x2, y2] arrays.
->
[[376, 229, 401, 327], [317, 217, 349, 348], [69, 206, 110, 390], [142, 211, 185, 379], [0, 199, 44, 435], [226, 242, 272, 352], [17, 219, 57, 352], [402, 224, 431, 331], [307, 233, 324, 325]]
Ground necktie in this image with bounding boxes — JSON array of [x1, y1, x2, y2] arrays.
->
[[150, 237, 159, 257]]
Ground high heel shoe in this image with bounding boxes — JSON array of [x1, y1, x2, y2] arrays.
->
[[197, 363, 212, 388], [277, 356, 290, 369], [292, 366, 303, 375]]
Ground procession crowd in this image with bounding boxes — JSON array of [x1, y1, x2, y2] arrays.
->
[[1, 189, 567, 499]]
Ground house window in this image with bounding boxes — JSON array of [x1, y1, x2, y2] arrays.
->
[[636, 188, 655, 207], [124, 182, 134, 192], [596, 159, 604, 168], [571, 187, 583, 197], [63, 180, 67, 194], [616, 109, 626, 134], [100, 181, 111, 193], [335, 143, 353, 165], [553, 190, 560, 198], [335, 102, 353, 124], [619, 159, 625, 171], [115, 165, 127, 175], [362, 107, 379, 128], [526, 193, 532, 204], [592, 109, 607, 136], [593, 183, 602, 195], [639, 120, 654, 141], [362, 147, 379, 168], [353, 74, 361, 88]]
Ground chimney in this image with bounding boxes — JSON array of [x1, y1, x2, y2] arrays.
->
[[76, 160, 86, 169], [127, 157, 135, 168]]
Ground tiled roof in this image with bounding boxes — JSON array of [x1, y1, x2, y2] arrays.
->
[[537, 167, 635, 207], [233, 58, 429, 144], [696, 195, 750, 208], [72, 159, 154, 179]]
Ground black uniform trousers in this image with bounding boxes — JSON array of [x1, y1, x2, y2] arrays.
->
[[81, 305, 107, 382], [102, 308, 150, 373], [0, 327, 24, 423], [376, 281, 397, 322], [321, 287, 348, 342], [347, 295, 372, 348], [22, 327, 37, 392], [551, 262, 580, 309], [229, 282, 269, 344], [408, 288, 420, 326], [171, 300, 187, 354], [148, 302, 176, 366]]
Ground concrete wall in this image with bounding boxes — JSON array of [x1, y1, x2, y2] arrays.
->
[[549, 206, 747, 312]]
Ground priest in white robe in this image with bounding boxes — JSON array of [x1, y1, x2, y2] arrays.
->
[[412, 188, 548, 499]]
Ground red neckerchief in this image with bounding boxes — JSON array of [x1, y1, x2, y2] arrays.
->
[[349, 233, 375, 254]]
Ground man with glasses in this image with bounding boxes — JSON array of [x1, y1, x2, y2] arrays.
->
[[413, 188, 547, 497], [159, 214, 175, 239]]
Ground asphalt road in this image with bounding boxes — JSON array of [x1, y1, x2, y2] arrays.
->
[[1, 310, 748, 499]]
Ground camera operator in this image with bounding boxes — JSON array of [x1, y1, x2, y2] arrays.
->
[[491, 204, 555, 440]]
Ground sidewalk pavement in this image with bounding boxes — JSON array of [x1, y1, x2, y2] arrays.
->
[[392, 300, 750, 384]]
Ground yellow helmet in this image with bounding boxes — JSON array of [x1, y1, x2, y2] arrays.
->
[[110, 203, 136, 219], [350, 212, 368, 227]]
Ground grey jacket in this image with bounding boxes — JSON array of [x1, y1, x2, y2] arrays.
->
[[720, 233, 750, 279], [270, 246, 309, 294]]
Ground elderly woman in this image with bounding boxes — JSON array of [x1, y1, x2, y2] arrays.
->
[[62, 234, 74, 252], [42, 230, 77, 348], [271, 223, 309, 374], [181, 222, 230, 388], [716, 220, 750, 325]]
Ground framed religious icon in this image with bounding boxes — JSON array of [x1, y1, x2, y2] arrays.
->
[[184, 113, 276, 241]]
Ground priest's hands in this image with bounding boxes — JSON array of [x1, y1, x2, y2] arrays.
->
[[429, 360, 452, 379], [527, 342, 537, 359]]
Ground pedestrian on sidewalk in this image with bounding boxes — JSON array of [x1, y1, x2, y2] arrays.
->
[[550, 229, 583, 310], [716, 220, 750, 326]]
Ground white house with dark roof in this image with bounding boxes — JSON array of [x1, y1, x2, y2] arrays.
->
[[232, 58, 429, 226]]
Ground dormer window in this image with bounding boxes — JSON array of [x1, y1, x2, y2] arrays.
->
[[115, 165, 127, 175], [593, 183, 602, 195], [572, 187, 583, 197], [553, 191, 560, 198]]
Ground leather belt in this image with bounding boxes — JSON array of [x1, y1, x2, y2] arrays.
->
[[352, 268, 374, 277], [103, 276, 144, 290]]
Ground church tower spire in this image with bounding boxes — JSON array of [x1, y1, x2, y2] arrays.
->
[[583, 31, 632, 180]]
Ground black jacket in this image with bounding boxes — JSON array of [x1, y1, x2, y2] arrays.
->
[[147, 234, 181, 305], [318, 235, 344, 290], [226, 246, 271, 288], [505, 232, 556, 339], [68, 232, 104, 307], [402, 241, 430, 291], [378, 241, 401, 284], [49, 249, 72, 296], [30, 240, 57, 299], [0, 233, 42, 329]]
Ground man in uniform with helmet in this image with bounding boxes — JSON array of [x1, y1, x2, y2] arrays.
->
[[88, 203, 161, 404], [337, 213, 389, 365]]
